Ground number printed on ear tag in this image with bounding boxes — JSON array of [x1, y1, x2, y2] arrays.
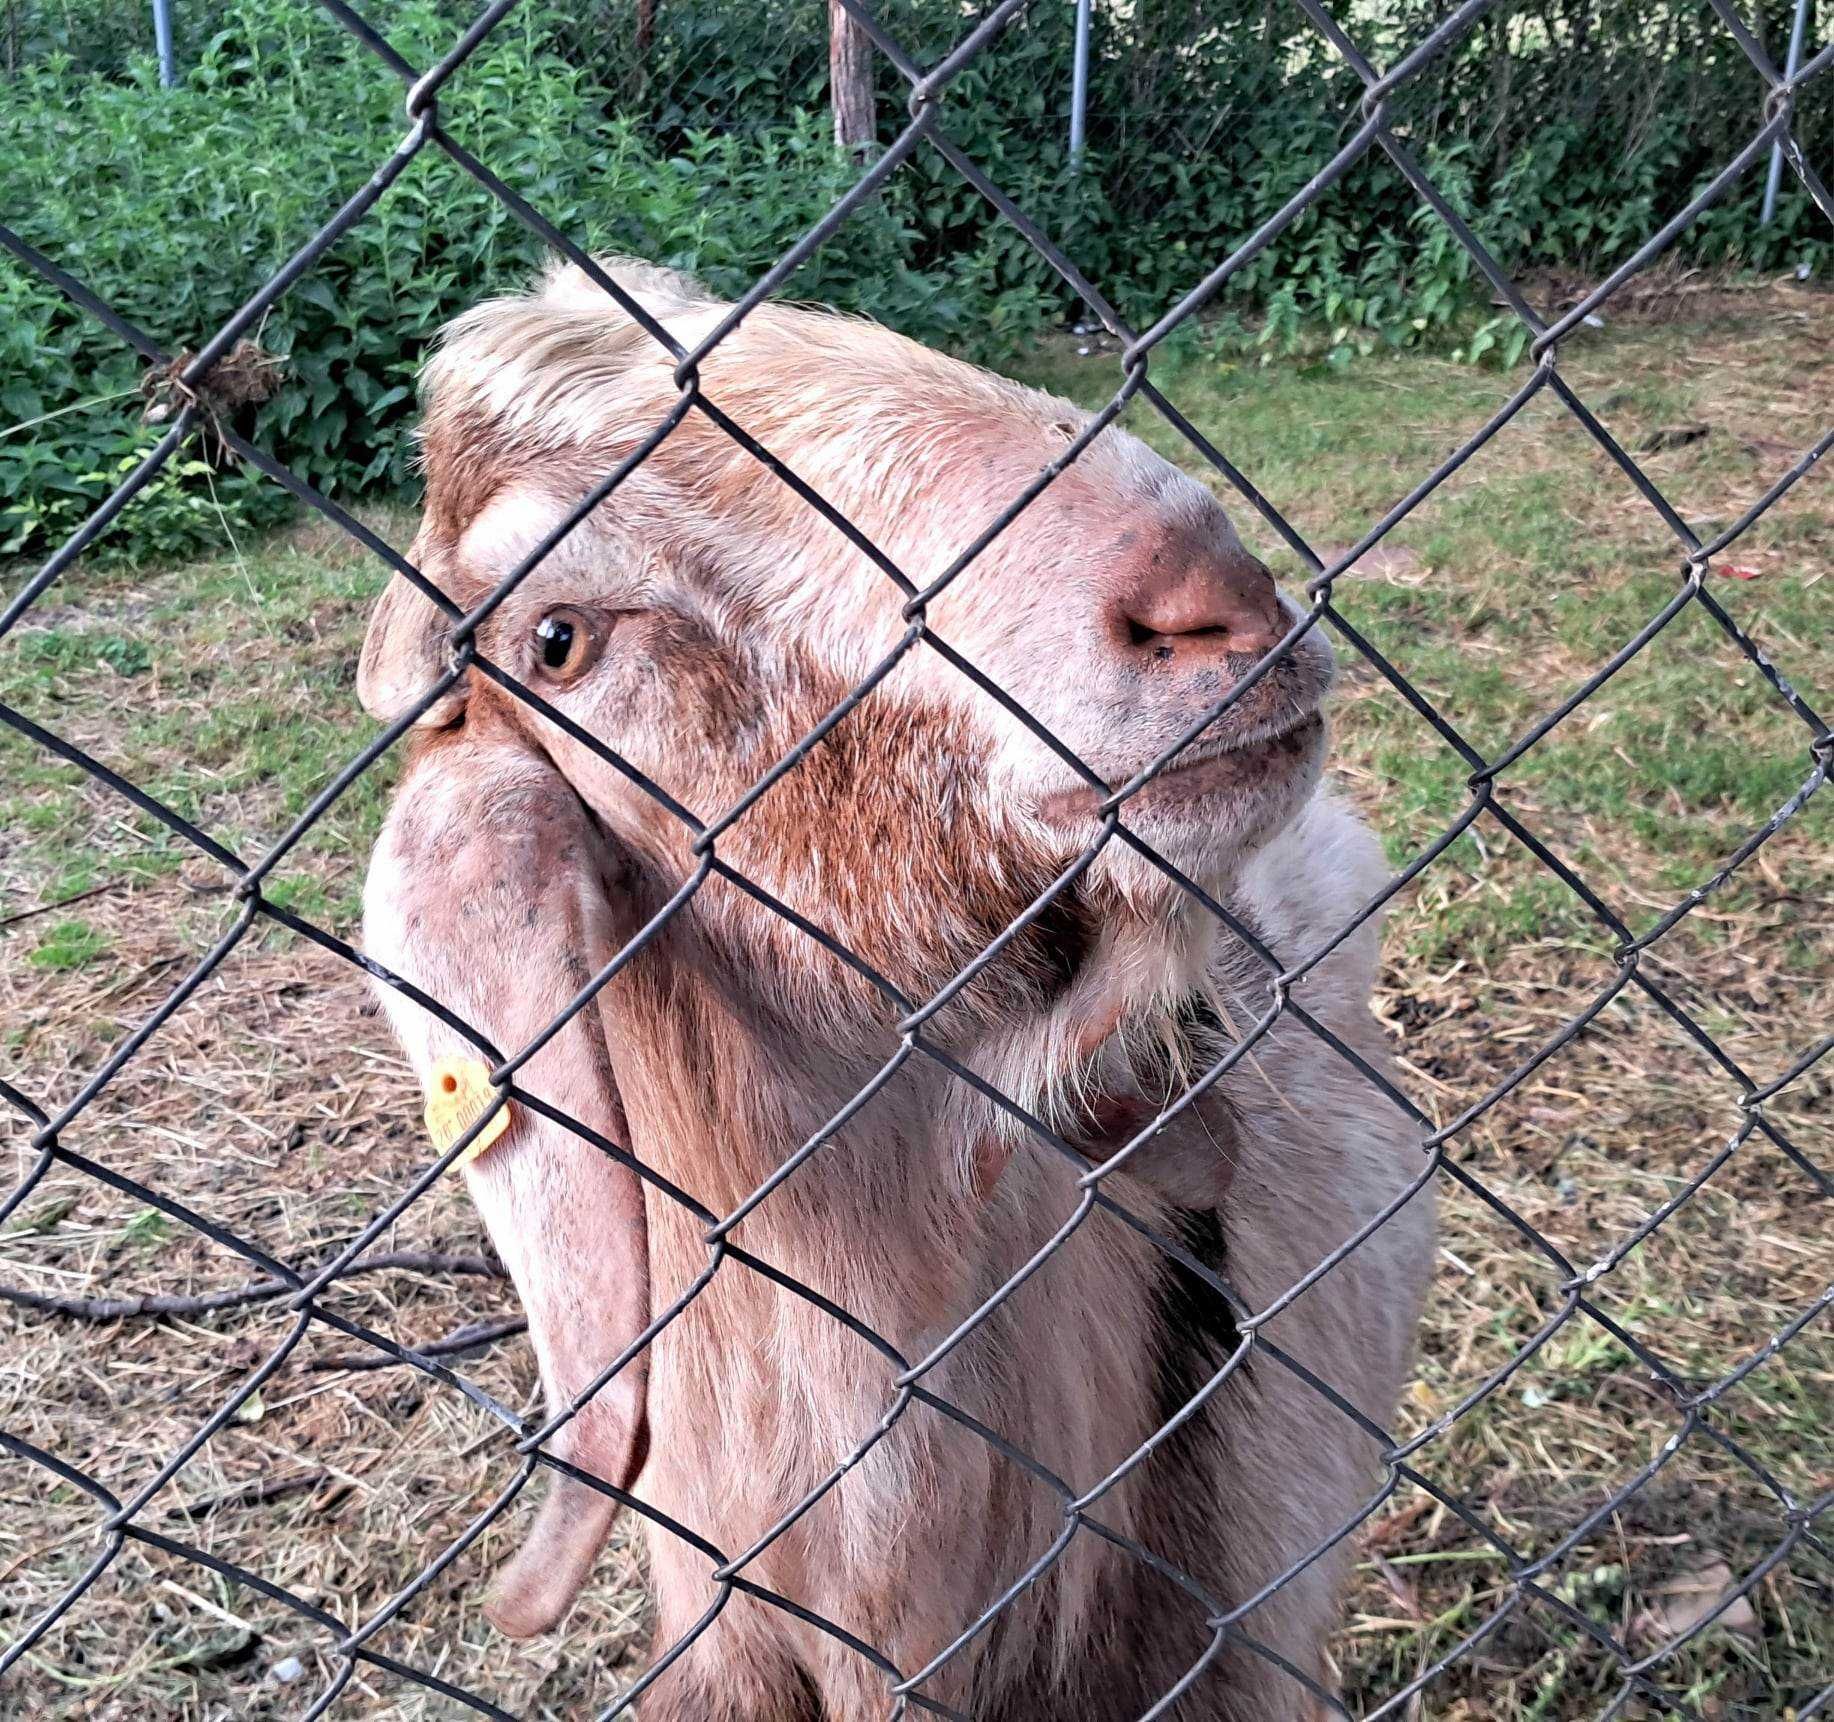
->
[[424, 1055, 512, 1167]]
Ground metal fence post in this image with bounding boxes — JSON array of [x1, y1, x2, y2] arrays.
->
[[150, 0, 175, 87], [1761, 0, 1812, 224], [1069, 0, 1092, 164]]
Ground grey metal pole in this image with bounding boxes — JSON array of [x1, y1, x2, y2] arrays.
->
[[1761, 0, 1812, 225], [152, 0, 176, 87], [1069, 0, 1092, 165]]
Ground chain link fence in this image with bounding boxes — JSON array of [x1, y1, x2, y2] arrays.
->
[[1, 0, 1831, 1715]]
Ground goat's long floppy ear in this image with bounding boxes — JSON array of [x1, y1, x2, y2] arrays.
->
[[363, 712, 649, 1638], [358, 569, 469, 729]]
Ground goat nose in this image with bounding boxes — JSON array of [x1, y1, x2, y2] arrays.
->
[[1114, 548, 1285, 666]]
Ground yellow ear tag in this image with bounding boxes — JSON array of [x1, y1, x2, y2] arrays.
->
[[424, 1055, 512, 1168]]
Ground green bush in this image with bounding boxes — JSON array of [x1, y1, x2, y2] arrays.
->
[[536, 0, 1829, 350], [3, 0, 1827, 563], [0, 1, 958, 564]]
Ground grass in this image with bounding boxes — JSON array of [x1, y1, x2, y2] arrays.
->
[[1020, 294, 1834, 1718], [1, 294, 1829, 1719]]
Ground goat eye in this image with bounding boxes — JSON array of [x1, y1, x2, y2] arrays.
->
[[531, 607, 600, 684], [537, 616, 574, 668]]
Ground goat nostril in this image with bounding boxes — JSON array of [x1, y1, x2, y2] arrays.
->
[[1125, 614, 1234, 661], [1115, 549, 1281, 659]]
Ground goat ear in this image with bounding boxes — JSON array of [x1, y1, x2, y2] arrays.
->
[[363, 714, 649, 1638], [358, 568, 469, 729]]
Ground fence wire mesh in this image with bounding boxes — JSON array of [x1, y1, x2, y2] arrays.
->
[[1, 0, 1831, 1716]]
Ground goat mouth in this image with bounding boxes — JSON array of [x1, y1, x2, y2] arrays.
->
[[1034, 713, 1324, 828], [1133, 712, 1323, 803]]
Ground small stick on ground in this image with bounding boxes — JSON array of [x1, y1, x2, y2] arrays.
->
[[0, 1249, 505, 1321], [0, 881, 125, 929], [164, 1470, 331, 1520], [307, 1315, 529, 1374]]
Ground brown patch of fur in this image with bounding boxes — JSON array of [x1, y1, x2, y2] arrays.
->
[[418, 407, 513, 556]]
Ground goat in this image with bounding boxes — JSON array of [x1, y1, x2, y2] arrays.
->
[[358, 259, 1434, 1720]]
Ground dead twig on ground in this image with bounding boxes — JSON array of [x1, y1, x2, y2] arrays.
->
[[306, 1316, 529, 1374], [0, 1250, 504, 1321]]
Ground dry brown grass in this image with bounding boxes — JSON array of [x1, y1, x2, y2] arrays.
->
[[2, 300, 1829, 1718]]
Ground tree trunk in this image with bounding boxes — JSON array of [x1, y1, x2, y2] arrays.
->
[[830, 0, 875, 158]]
